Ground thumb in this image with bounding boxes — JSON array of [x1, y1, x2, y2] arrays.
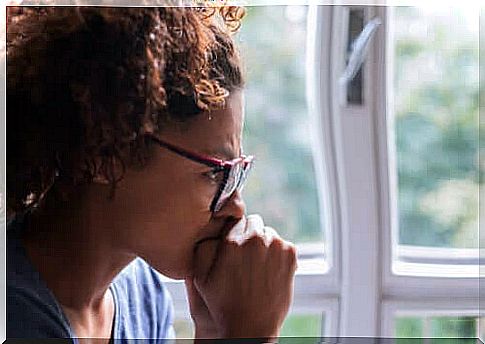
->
[[185, 278, 206, 314]]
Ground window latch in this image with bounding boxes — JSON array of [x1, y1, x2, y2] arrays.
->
[[339, 16, 382, 105]]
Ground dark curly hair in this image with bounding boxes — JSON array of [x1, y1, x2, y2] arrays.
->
[[6, 6, 245, 218]]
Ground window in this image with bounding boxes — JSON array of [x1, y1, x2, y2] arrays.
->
[[383, 6, 480, 336], [390, 7, 479, 280], [306, 4, 480, 339]]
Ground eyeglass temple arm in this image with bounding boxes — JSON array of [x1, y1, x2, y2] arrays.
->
[[149, 135, 224, 168]]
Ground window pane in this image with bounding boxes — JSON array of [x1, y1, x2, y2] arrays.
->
[[396, 316, 424, 338], [429, 316, 476, 338], [280, 313, 324, 337], [238, 6, 325, 246], [391, 7, 479, 249], [395, 315, 477, 341]]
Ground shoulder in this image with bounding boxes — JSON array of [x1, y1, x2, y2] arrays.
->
[[7, 285, 73, 339], [7, 217, 73, 339]]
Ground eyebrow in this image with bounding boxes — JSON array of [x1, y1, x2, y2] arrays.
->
[[203, 146, 239, 161]]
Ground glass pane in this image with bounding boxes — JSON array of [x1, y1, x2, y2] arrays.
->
[[396, 317, 424, 338], [280, 313, 324, 337], [395, 315, 477, 341], [430, 316, 476, 338], [238, 6, 325, 246], [346, 8, 365, 105], [391, 7, 479, 249]]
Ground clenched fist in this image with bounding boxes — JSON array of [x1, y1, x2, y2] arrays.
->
[[185, 215, 297, 339]]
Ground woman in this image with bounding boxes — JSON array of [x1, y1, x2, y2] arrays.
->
[[6, 6, 297, 342]]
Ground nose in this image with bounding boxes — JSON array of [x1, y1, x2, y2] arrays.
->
[[213, 190, 246, 221]]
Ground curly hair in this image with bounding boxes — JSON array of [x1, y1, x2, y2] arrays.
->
[[6, 6, 245, 218]]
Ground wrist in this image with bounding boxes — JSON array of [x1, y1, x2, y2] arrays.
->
[[195, 326, 279, 344], [195, 324, 220, 339], [221, 328, 279, 341]]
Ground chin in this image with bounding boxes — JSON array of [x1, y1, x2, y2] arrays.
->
[[144, 257, 192, 281], [161, 270, 190, 281]]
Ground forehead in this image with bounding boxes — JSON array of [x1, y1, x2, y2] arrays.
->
[[162, 90, 245, 160]]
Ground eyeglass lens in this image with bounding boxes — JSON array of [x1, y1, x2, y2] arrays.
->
[[214, 160, 251, 211]]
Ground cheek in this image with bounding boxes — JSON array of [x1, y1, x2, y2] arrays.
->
[[134, 180, 215, 278], [162, 176, 214, 223], [138, 168, 208, 219], [117, 160, 217, 277], [169, 171, 220, 219]]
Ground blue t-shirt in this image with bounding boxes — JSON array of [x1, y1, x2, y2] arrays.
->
[[7, 213, 176, 343]]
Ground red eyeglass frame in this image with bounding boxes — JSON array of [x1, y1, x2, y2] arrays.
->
[[149, 135, 254, 212]]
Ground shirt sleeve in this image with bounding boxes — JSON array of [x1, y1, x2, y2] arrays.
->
[[163, 292, 176, 340], [144, 263, 177, 342]]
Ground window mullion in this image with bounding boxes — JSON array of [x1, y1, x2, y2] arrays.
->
[[325, 5, 383, 337]]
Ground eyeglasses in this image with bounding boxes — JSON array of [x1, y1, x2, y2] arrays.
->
[[149, 135, 254, 213]]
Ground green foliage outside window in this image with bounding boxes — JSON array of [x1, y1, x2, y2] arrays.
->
[[238, 6, 323, 244], [393, 7, 479, 248], [396, 316, 477, 342]]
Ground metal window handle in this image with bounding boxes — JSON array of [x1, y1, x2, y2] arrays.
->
[[339, 17, 382, 98]]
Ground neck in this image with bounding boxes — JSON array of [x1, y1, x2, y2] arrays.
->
[[21, 194, 136, 312]]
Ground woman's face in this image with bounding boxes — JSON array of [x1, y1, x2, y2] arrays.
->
[[110, 90, 246, 279]]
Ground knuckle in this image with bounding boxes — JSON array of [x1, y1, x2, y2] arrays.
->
[[285, 242, 298, 269], [269, 236, 285, 251], [286, 242, 297, 257], [245, 233, 266, 248], [290, 253, 298, 270], [224, 238, 242, 252]]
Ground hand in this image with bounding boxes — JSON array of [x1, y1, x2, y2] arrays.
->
[[186, 233, 221, 338], [192, 214, 298, 339], [185, 277, 219, 338]]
